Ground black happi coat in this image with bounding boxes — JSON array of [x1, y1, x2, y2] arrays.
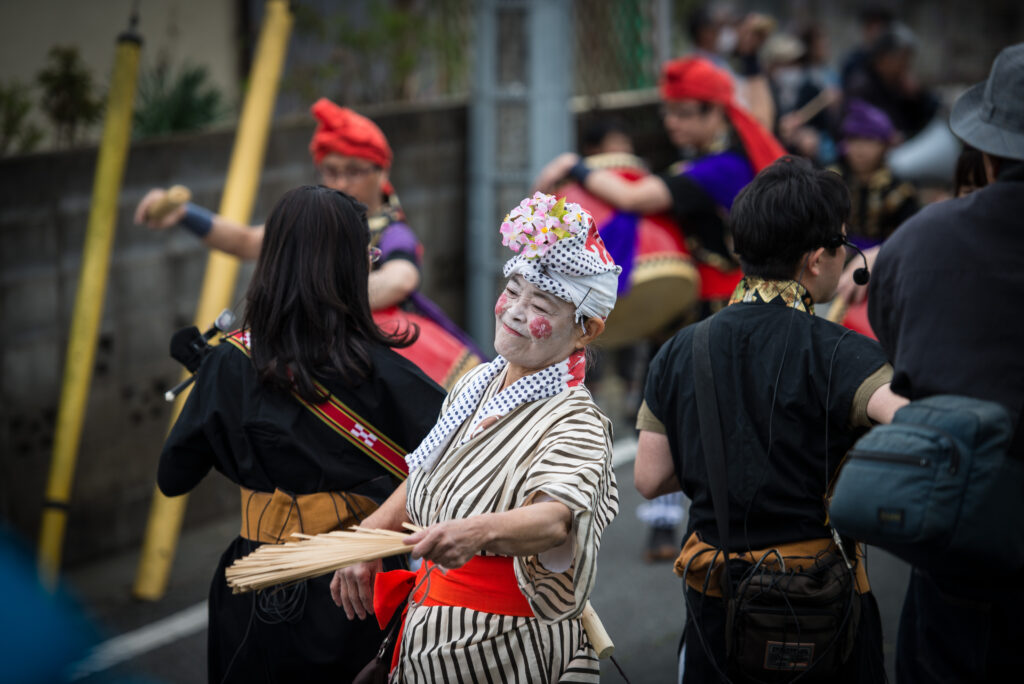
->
[[159, 340, 445, 684], [645, 291, 888, 549]]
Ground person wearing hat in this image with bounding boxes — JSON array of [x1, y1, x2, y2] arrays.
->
[[535, 55, 786, 310], [832, 99, 919, 308], [832, 99, 919, 248], [135, 99, 483, 390], [868, 42, 1024, 682]]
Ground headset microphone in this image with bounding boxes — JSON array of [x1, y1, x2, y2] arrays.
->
[[843, 239, 871, 285]]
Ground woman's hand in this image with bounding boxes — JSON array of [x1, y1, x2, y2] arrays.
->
[[330, 558, 382, 620], [404, 518, 487, 570], [134, 188, 187, 230], [533, 153, 579, 194]]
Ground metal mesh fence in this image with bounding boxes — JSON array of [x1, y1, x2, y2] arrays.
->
[[274, 0, 674, 112]]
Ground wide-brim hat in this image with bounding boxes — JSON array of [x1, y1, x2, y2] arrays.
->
[[950, 42, 1024, 161]]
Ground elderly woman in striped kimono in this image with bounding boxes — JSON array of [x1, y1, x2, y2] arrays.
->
[[331, 192, 622, 682]]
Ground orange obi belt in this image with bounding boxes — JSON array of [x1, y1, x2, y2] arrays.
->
[[674, 531, 871, 599], [374, 555, 534, 671]]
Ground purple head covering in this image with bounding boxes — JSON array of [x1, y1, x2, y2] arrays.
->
[[841, 99, 895, 143]]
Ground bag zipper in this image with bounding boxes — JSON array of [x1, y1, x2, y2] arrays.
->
[[902, 422, 962, 475], [849, 450, 930, 467]]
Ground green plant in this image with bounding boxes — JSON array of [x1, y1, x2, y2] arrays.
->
[[0, 80, 43, 156], [36, 45, 103, 148], [285, 0, 470, 106], [133, 59, 229, 138]]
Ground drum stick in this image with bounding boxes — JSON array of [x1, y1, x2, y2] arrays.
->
[[146, 185, 192, 221], [582, 601, 614, 658], [789, 89, 837, 127], [827, 299, 849, 324]]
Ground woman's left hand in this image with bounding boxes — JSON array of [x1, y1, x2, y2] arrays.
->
[[404, 518, 486, 570]]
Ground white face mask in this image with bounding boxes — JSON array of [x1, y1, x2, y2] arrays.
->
[[774, 66, 804, 89], [493, 276, 579, 372], [716, 26, 737, 55]]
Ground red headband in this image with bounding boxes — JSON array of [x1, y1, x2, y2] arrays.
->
[[659, 57, 785, 173], [308, 98, 392, 169]]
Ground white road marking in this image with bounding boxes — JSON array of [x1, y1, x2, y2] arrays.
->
[[70, 601, 207, 679], [612, 437, 637, 467]]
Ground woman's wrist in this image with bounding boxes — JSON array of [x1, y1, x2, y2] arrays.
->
[[178, 202, 215, 238], [567, 158, 592, 186]]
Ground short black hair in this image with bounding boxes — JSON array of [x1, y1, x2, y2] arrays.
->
[[731, 156, 850, 280], [859, 6, 894, 26], [954, 144, 988, 195], [688, 5, 713, 43], [580, 116, 630, 154]]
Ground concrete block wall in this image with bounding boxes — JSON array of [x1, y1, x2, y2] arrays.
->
[[0, 97, 661, 568], [0, 101, 472, 567]]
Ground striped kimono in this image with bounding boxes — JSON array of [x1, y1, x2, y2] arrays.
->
[[399, 364, 619, 682]]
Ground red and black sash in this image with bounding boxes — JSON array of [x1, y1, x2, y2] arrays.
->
[[224, 330, 409, 480]]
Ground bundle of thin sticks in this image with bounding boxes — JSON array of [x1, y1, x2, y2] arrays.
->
[[224, 521, 616, 657], [225, 522, 423, 594]]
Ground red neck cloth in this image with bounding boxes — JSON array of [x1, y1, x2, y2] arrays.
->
[[308, 98, 392, 169], [659, 57, 785, 172]]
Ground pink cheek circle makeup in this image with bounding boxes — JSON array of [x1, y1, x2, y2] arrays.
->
[[529, 316, 553, 340], [494, 292, 508, 317]]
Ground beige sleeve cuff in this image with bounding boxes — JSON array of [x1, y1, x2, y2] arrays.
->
[[850, 363, 894, 428], [636, 400, 667, 434]]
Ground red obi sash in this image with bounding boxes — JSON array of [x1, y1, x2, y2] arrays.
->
[[374, 556, 534, 671]]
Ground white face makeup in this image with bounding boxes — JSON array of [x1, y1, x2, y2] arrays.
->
[[493, 275, 581, 372]]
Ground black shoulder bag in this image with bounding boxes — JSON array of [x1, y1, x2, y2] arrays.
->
[[692, 318, 859, 682]]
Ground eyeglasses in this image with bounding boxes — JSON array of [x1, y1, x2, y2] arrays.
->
[[368, 246, 382, 264], [660, 103, 708, 120], [318, 163, 380, 183]]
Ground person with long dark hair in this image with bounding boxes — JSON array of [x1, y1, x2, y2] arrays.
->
[[158, 185, 446, 683], [136, 100, 484, 390]]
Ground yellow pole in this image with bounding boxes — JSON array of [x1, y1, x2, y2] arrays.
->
[[132, 0, 294, 600], [37, 28, 143, 589]]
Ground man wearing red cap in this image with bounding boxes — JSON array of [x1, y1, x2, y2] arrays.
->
[[536, 55, 786, 308], [136, 99, 483, 389]]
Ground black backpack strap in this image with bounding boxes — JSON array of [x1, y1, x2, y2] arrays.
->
[[692, 317, 732, 600]]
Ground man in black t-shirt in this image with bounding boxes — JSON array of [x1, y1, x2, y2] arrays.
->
[[634, 157, 906, 683]]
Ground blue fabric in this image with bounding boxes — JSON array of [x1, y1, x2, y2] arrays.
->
[[829, 395, 1024, 572], [681, 151, 754, 211], [598, 211, 639, 296], [179, 202, 214, 238], [0, 528, 97, 683]]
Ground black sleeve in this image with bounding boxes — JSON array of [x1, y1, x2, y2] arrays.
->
[[868, 241, 900, 363], [644, 333, 687, 429], [659, 172, 731, 258], [818, 324, 889, 428], [157, 349, 235, 496]]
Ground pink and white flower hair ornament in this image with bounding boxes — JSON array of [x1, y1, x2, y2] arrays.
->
[[501, 192, 621, 322]]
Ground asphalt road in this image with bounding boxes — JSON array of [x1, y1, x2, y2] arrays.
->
[[62, 459, 911, 683]]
